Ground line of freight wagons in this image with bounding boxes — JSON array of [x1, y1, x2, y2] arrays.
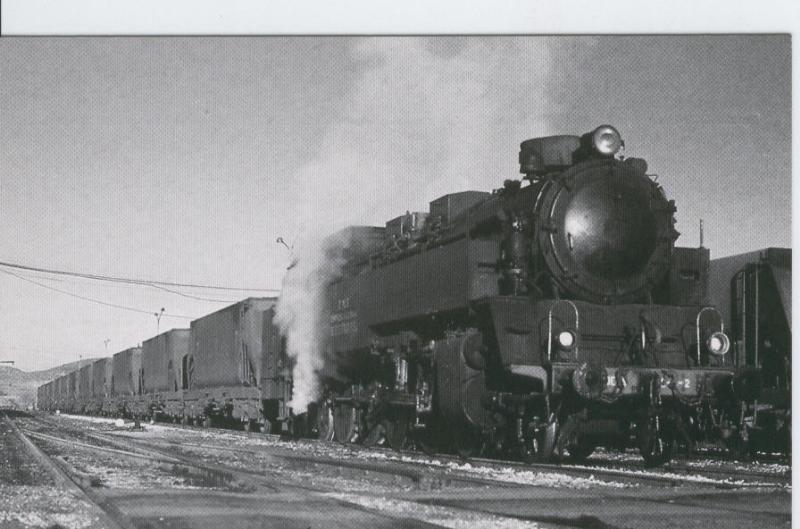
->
[[36, 297, 293, 432]]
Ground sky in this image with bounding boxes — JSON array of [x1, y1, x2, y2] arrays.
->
[[0, 36, 791, 371]]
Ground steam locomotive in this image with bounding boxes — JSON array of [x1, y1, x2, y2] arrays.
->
[[38, 125, 777, 467], [312, 125, 750, 466]]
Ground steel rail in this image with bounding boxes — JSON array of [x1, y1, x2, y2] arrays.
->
[[37, 412, 790, 489], [154, 418, 790, 488], [20, 428, 182, 464], [2, 413, 134, 529]]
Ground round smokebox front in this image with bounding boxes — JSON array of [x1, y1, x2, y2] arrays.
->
[[537, 159, 676, 304]]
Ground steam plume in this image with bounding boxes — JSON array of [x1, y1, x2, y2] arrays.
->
[[275, 37, 560, 414], [274, 231, 350, 413]]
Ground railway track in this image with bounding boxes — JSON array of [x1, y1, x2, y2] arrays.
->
[[13, 414, 563, 527], [28, 416, 590, 491], [9, 412, 792, 529], [44, 413, 789, 490], [2, 412, 133, 529], [135, 415, 792, 488], [28, 411, 747, 503], [172, 436, 792, 489]]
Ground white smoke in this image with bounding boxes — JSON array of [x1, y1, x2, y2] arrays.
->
[[274, 230, 349, 413], [275, 37, 565, 413]]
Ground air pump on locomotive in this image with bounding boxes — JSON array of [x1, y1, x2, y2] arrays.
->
[[313, 125, 752, 466]]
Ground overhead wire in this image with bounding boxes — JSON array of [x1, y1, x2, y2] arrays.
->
[[144, 283, 238, 303], [0, 259, 280, 293], [0, 259, 283, 357], [4, 344, 101, 356], [0, 268, 194, 319], [10, 267, 238, 303]]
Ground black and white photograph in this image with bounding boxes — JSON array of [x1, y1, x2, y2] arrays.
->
[[0, 6, 793, 528]]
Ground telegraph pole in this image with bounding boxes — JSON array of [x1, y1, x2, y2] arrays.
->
[[699, 219, 704, 248]]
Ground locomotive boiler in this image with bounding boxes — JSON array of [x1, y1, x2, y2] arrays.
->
[[318, 125, 745, 465]]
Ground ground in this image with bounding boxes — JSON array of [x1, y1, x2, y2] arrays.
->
[[0, 412, 791, 529]]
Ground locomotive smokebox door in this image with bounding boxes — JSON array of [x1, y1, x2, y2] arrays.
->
[[536, 158, 677, 304]]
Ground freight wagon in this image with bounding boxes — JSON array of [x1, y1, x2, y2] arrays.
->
[[182, 298, 276, 428], [51, 377, 61, 411], [67, 371, 78, 414], [36, 382, 50, 411], [78, 363, 92, 414], [43, 380, 50, 411], [111, 347, 142, 416], [88, 358, 110, 414], [261, 306, 293, 432], [35, 299, 285, 432], [708, 247, 791, 453], [130, 298, 279, 429], [141, 328, 191, 420], [142, 329, 190, 395]]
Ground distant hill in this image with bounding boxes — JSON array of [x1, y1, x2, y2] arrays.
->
[[0, 359, 95, 408]]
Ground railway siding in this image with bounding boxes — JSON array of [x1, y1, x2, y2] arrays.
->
[[1, 413, 125, 529], [3, 411, 791, 529]]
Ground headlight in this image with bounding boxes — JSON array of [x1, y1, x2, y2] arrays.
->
[[557, 330, 576, 350], [591, 125, 623, 156], [706, 331, 731, 356]]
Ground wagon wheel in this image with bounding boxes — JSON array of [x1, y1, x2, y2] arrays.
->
[[362, 422, 386, 447], [566, 437, 597, 463], [723, 421, 755, 461], [519, 416, 555, 463], [314, 401, 335, 442], [383, 410, 412, 451], [725, 435, 752, 461], [413, 421, 444, 456], [282, 417, 294, 439], [638, 414, 674, 467], [520, 424, 549, 464], [453, 421, 484, 459], [333, 402, 360, 444], [519, 431, 542, 464]]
